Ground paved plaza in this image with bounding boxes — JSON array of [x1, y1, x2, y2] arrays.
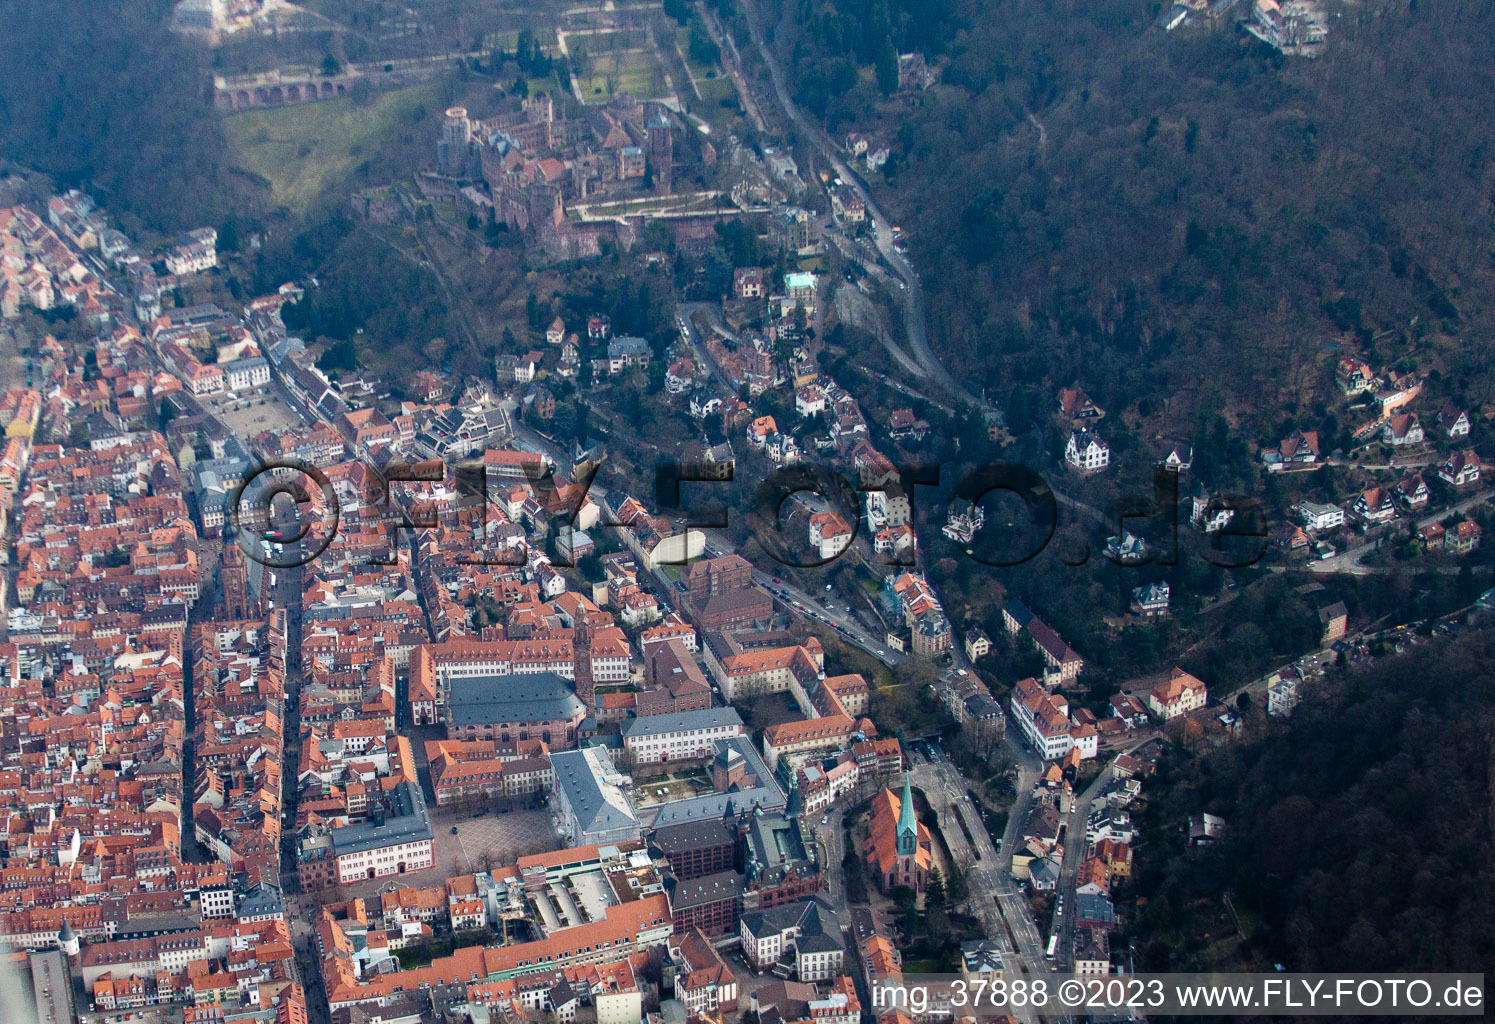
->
[[451, 808, 560, 870]]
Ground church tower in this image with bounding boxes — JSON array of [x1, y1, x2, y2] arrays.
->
[[572, 611, 594, 708], [220, 542, 251, 620], [896, 773, 918, 857]]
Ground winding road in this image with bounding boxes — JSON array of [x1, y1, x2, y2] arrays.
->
[[739, 0, 980, 409]]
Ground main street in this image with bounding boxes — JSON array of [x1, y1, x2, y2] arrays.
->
[[912, 752, 1047, 1024], [917, 744, 1045, 961], [734, 1, 1096, 986]]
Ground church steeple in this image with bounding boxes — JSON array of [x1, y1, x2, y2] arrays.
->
[[896, 772, 917, 857]]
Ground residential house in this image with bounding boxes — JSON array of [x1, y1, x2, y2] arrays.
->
[[795, 386, 827, 417], [1318, 601, 1348, 644], [1058, 387, 1104, 423], [1352, 486, 1396, 526], [1147, 667, 1207, 721], [1155, 440, 1194, 473], [746, 415, 777, 447], [1449, 520, 1482, 555], [873, 524, 915, 559], [1267, 668, 1300, 717], [1108, 693, 1149, 729], [785, 272, 817, 303], [606, 336, 651, 374], [689, 390, 723, 420], [1419, 522, 1447, 551], [1437, 402, 1471, 439], [942, 498, 984, 544], [734, 268, 765, 299], [1130, 582, 1170, 618], [1336, 358, 1378, 396], [1073, 927, 1110, 976], [1064, 430, 1110, 474], [1265, 428, 1319, 471], [665, 359, 696, 394], [1190, 493, 1236, 534], [808, 512, 853, 560], [886, 408, 927, 442], [1382, 413, 1424, 447], [1295, 501, 1344, 532], [1395, 472, 1430, 510], [1273, 522, 1311, 553], [1438, 450, 1481, 489]]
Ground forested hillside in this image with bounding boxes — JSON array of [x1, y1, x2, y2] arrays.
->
[[1129, 630, 1495, 973], [0, 0, 245, 236], [773, 0, 1495, 461]]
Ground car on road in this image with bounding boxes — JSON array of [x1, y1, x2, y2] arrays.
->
[[450, 826, 459, 835]]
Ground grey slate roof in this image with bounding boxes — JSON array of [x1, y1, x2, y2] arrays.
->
[[330, 780, 433, 856], [621, 706, 743, 740], [1074, 890, 1117, 926], [237, 882, 285, 918], [739, 901, 805, 939], [650, 818, 735, 855], [447, 671, 585, 727], [551, 747, 639, 837], [667, 870, 743, 909]]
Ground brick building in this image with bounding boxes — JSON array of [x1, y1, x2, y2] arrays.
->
[[651, 820, 738, 880]]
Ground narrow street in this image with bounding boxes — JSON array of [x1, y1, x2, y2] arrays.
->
[[1052, 765, 1114, 971]]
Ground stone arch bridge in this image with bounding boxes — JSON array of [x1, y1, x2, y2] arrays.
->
[[213, 62, 447, 112]]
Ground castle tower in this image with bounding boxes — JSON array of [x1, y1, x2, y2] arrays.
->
[[442, 107, 472, 147], [438, 106, 472, 177], [895, 773, 918, 857], [523, 92, 554, 124]]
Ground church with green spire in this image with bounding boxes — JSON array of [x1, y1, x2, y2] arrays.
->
[[865, 772, 933, 894]]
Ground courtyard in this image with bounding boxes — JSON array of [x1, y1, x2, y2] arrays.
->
[[630, 765, 713, 808]]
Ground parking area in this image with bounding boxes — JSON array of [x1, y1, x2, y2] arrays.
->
[[450, 809, 559, 870]]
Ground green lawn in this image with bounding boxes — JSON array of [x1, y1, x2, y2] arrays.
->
[[575, 48, 665, 102], [226, 81, 443, 211], [696, 75, 735, 105], [674, 27, 720, 82], [524, 73, 563, 98]]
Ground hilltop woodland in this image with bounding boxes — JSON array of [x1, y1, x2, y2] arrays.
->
[[0, 0, 246, 236], [1125, 630, 1495, 975], [771, 0, 1495, 485], [771, 0, 1495, 980]]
